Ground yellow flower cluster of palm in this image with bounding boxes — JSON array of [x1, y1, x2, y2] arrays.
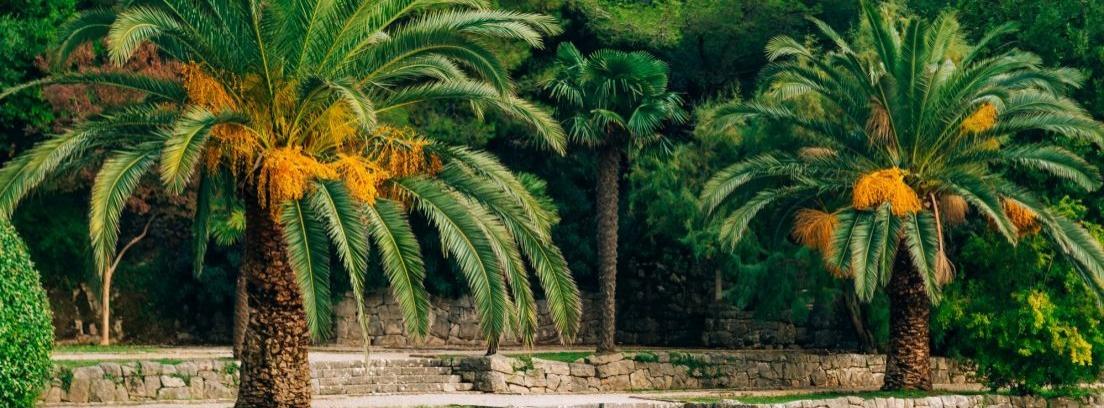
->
[[1001, 198, 1041, 236], [792, 209, 849, 278], [961, 102, 998, 134], [182, 62, 440, 213], [852, 168, 923, 216]]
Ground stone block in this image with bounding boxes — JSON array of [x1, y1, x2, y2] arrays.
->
[[41, 386, 63, 403], [177, 362, 198, 377], [125, 376, 146, 398], [189, 377, 205, 399], [488, 356, 514, 373], [604, 374, 630, 390], [596, 359, 634, 378], [587, 353, 624, 365], [100, 362, 123, 378], [160, 375, 186, 388], [114, 384, 130, 402], [569, 363, 595, 377], [67, 377, 92, 403], [629, 371, 652, 390], [534, 360, 570, 375], [157, 387, 190, 400], [90, 379, 117, 402], [72, 366, 104, 380], [143, 375, 161, 397]]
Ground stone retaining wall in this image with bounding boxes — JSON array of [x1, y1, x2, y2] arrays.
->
[[40, 351, 982, 403], [333, 291, 844, 349], [691, 394, 1102, 408], [334, 291, 602, 347], [40, 360, 238, 404], [450, 351, 976, 394]]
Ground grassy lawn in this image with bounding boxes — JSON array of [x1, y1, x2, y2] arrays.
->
[[55, 357, 230, 369], [54, 344, 159, 353], [506, 351, 592, 363], [673, 390, 989, 405]]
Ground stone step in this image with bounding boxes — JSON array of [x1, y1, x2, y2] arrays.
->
[[318, 382, 474, 395], [310, 359, 449, 369], [318, 374, 463, 387], [312, 366, 454, 378]]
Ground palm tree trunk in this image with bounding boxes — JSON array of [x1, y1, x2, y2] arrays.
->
[[99, 271, 112, 346], [843, 286, 876, 353], [485, 336, 499, 356], [882, 244, 933, 390], [235, 194, 312, 408], [232, 271, 248, 359], [595, 147, 620, 354]]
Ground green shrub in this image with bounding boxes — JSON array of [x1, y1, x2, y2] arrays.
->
[[0, 218, 54, 407], [935, 213, 1104, 394]]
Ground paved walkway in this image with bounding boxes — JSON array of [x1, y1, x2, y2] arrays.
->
[[43, 392, 683, 407]]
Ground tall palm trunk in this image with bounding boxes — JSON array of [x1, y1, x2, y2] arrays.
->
[[596, 146, 620, 354], [232, 272, 248, 358], [236, 194, 312, 408], [99, 271, 113, 346], [882, 244, 932, 390]]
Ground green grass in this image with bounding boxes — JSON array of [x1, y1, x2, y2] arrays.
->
[[506, 351, 591, 363], [680, 388, 984, 405], [54, 344, 158, 353], [54, 357, 229, 369]]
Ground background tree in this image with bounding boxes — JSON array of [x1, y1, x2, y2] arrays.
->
[[0, 218, 54, 408], [0, 0, 581, 406], [545, 42, 685, 353], [702, 1, 1104, 389], [934, 198, 1104, 394]]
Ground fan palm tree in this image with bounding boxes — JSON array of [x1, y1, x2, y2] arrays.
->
[[701, 2, 1104, 390], [545, 43, 685, 353], [0, 0, 582, 406]]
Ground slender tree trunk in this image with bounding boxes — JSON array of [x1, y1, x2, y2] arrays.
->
[[99, 271, 112, 346], [232, 272, 248, 359], [842, 286, 876, 353], [485, 336, 499, 356], [595, 147, 620, 354], [235, 194, 312, 408], [882, 244, 933, 390]]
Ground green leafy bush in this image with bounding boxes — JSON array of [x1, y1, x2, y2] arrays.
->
[[935, 204, 1104, 393], [0, 218, 54, 407]]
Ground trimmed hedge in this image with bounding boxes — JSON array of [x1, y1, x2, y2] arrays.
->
[[0, 218, 54, 407]]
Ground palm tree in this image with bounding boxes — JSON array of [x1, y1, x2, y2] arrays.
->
[[0, 1, 582, 406], [701, 2, 1104, 390], [545, 43, 685, 353]]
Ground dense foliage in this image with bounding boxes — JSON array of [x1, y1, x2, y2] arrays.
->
[[934, 198, 1104, 393], [0, 218, 54, 407], [701, 1, 1104, 389], [3, 0, 1104, 394]]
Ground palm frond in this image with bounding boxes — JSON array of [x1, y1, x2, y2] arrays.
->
[[280, 199, 334, 341], [161, 107, 248, 194], [89, 145, 160, 275], [364, 199, 431, 338], [397, 178, 508, 341]]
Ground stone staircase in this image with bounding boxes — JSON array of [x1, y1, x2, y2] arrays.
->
[[310, 358, 474, 396]]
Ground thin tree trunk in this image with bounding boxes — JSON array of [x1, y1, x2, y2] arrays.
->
[[232, 271, 248, 359], [485, 336, 499, 356], [842, 286, 876, 353], [595, 147, 620, 354], [235, 194, 312, 408], [882, 244, 933, 390], [97, 217, 152, 346], [99, 271, 112, 346]]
